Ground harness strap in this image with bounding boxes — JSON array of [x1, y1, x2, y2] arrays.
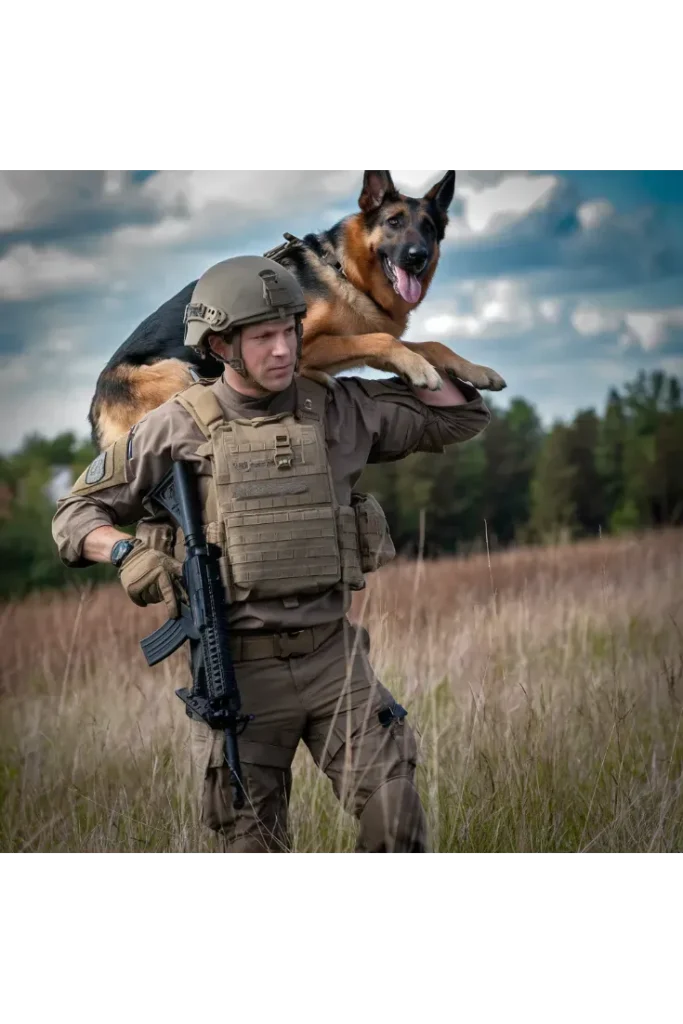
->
[[174, 378, 329, 439], [173, 383, 225, 439], [265, 231, 345, 276]]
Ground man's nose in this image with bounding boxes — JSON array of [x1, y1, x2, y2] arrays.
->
[[272, 332, 291, 354]]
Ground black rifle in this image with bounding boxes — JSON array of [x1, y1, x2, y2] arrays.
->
[[140, 461, 251, 809]]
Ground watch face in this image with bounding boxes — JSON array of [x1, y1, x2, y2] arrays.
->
[[111, 540, 134, 567]]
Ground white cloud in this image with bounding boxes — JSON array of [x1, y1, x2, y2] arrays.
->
[[577, 198, 615, 230], [571, 305, 623, 336], [141, 170, 360, 220], [0, 171, 543, 306], [0, 243, 105, 300], [424, 313, 482, 337], [450, 173, 561, 238], [0, 171, 138, 232], [108, 216, 195, 250], [623, 308, 683, 350], [410, 277, 559, 341], [475, 278, 535, 329], [0, 174, 34, 231], [571, 302, 683, 350], [0, 172, 377, 303], [392, 170, 442, 193], [539, 298, 563, 323]]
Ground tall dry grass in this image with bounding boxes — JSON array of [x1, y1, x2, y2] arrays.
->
[[1, 529, 682, 852]]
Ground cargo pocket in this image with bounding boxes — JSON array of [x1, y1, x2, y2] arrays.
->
[[352, 492, 396, 573], [376, 692, 419, 773], [189, 720, 235, 834]]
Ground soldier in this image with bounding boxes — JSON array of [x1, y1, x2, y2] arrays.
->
[[52, 256, 490, 853]]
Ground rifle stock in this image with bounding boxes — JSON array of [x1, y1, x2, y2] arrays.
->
[[140, 461, 250, 810]]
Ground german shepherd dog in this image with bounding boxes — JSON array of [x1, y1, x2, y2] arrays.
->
[[89, 170, 506, 449]]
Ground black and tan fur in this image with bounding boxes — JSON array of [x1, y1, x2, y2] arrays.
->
[[89, 170, 505, 449]]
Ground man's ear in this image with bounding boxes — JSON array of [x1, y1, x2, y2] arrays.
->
[[207, 332, 230, 360]]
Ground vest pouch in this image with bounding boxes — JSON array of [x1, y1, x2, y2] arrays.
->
[[352, 492, 396, 573], [335, 505, 366, 591]]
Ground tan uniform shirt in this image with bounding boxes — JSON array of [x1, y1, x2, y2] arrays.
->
[[52, 374, 490, 631]]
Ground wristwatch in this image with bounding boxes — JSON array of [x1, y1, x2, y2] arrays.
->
[[110, 538, 136, 568]]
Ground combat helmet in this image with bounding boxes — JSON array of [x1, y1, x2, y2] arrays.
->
[[183, 255, 307, 378]]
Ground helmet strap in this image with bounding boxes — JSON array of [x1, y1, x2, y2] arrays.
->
[[294, 318, 304, 372], [225, 325, 249, 378]]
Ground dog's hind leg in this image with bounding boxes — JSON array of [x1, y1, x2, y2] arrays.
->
[[91, 359, 195, 449]]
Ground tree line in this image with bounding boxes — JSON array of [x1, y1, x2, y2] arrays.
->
[[1, 369, 681, 600]]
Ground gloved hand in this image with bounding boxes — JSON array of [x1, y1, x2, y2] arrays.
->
[[119, 541, 184, 618]]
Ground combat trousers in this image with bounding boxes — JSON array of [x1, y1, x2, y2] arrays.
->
[[187, 617, 428, 852]]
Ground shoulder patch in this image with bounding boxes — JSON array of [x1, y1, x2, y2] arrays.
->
[[71, 434, 130, 496], [85, 451, 107, 484]]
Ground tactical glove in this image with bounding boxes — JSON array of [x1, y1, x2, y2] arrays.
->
[[119, 541, 183, 619]]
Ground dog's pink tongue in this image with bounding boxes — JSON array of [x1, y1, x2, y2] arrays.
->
[[395, 267, 422, 304]]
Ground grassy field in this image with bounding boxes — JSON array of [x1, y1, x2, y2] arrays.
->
[[1, 529, 682, 853]]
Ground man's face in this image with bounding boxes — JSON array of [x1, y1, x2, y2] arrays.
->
[[210, 317, 298, 394], [240, 317, 298, 391]]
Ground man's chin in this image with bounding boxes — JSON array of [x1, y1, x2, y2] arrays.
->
[[262, 368, 294, 391]]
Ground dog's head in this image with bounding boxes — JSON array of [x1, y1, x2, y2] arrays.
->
[[357, 170, 455, 308]]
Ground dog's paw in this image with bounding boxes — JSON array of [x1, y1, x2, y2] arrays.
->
[[463, 364, 507, 391], [396, 352, 443, 391]]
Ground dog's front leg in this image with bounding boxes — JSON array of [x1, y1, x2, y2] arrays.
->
[[300, 333, 443, 390], [403, 341, 507, 391]]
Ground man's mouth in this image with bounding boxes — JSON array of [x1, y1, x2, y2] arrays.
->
[[381, 257, 423, 304]]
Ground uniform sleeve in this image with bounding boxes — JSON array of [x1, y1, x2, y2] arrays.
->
[[52, 402, 206, 568], [333, 375, 491, 463]]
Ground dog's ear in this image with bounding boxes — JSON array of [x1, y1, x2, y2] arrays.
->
[[424, 171, 456, 216], [359, 171, 399, 214]]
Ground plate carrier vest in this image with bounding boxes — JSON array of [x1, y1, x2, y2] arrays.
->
[[148, 377, 396, 605]]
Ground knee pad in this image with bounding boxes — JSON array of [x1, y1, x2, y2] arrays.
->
[[358, 776, 428, 853]]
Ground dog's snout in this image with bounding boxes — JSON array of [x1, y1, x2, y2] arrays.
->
[[405, 245, 429, 273]]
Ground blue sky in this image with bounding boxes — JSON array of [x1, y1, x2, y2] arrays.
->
[[1, 169, 682, 452]]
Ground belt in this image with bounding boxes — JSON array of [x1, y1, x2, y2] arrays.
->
[[229, 620, 342, 662]]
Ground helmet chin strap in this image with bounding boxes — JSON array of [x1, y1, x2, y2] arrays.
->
[[224, 327, 251, 381], [294, 319, 303, 372]]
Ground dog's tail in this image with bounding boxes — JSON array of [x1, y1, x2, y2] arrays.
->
[[89, 358, 195, 450]]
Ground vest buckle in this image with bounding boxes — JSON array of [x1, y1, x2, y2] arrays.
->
[[274, 431, 294, 469]]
